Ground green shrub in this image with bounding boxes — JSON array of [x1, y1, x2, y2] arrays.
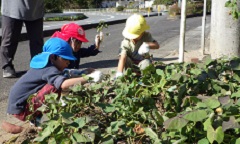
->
[[116, 6, 124, 11], [169, 3, 180, 16], [44, 0, 63, 13], [154, 0, 175, 6], [44, 15, 87, 21], [145, 7, 153, 12], [187, 1, 204, 15]]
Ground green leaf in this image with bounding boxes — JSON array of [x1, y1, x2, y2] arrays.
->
[[72, 133, 93, 143], [230, 138, 240, 144], [49, 120, 61, 131], [171, 73, 182, 82], [215, 127, 224, 143], [207, 126, 224, 144], [61, 112, 74, 119], [202, 55, 213, 66], [190, 68, 202, 75], [145, 127, 159, 140], [70, 84, 83, 92], [233, 73, 240, 82], [181, 96, 200, 107], [230, 59, 240, 70], [48, 138, 57, 144], [62, 117, 73, 124], [203, 116, 213, 131], [152, 110, 164, 125], [97, 103, 116, 113], [164, 116, 188, 130], [225, 1, 231, 7], [203, 97, 220, 109], [198, 138, 209, 144], [74, 117, 87, 128], [183, 110, 208, 122], [231, 90, 240, 98], [34, 126, 52, 142], [233, 11, 239, 19], [159, 78, 167, 88], [110, 121, 125, 133], [156, 69, 164, 77], [101, 135, 114, 144], [167, 85, 177, 92], [82, 130, 95, 141]]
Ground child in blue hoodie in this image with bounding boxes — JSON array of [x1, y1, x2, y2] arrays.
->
[[2, 38, 102, 133]]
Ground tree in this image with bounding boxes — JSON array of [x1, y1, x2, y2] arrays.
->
[[44, 0, 64, 13], [153, 0, 176, 6], [210, 0, 240, 59], [85, 0, 103, 8]]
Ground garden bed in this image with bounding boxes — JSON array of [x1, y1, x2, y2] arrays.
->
[[4, 55, 240, 143]]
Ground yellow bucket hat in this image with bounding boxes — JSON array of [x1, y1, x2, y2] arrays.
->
[[122, 14, 150, 39]]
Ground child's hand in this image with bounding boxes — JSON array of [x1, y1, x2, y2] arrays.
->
[[99, 31, 104, 41], [115, 71, 123, 79], [88, 70, 103, 82], [95, 34, 100, 49], [138, 42, 150, 55]]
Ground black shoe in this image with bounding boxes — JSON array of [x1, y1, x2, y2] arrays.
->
[[3, 66, 16, 78]]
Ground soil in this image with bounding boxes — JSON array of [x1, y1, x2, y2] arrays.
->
[[3, 126, 38, 144], [162, 48, 210, 64]]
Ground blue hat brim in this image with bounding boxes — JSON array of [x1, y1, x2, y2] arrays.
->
[[60, 54, 76, 61], [30, 53, 51, 69]]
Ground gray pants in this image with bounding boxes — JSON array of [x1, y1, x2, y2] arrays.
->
[[1, 15, 44, 69], [125, 57, 152, 71]]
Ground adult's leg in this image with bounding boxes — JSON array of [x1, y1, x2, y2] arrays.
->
[[1, 16, 23, 77], [24, 18, 43, 58]]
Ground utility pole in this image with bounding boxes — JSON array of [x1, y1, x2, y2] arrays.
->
[[210, 0, 240, 59], [201, 0, 207, 55], [178, 0, 187, 63]]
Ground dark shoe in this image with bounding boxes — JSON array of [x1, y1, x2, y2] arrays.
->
[[3, 66, 16, 78]]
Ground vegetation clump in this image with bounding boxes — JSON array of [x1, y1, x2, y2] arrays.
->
[[44, 15, 87, 21], [6, 56, 240, 143]]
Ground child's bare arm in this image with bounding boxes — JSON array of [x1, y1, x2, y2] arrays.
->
[[146, 41, 160, 50], [117, 54, 127, 73], [61, 77, 88, 90]]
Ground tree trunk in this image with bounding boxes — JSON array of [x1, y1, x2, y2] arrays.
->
[[210, 0, 240, 59]]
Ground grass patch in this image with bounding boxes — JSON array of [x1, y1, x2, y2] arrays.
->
[[44, 14, 87, 21]]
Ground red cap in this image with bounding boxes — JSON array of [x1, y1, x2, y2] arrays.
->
[[51, 31, 71, 41], [52, 23, 89, 42]]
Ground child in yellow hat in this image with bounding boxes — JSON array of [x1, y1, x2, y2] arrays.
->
[[116, 14, 160, 78]]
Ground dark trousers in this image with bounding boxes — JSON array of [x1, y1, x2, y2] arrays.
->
[[0, 15, 44, 69], [13, 84, 60, 121]]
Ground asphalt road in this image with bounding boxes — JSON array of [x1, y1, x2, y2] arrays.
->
[[0, 14, 211, 124]]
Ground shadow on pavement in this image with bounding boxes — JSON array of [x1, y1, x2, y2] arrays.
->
[[153, 57, 178, 61], [79, 59, 118, 69], [16, 71, 27, 78]]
